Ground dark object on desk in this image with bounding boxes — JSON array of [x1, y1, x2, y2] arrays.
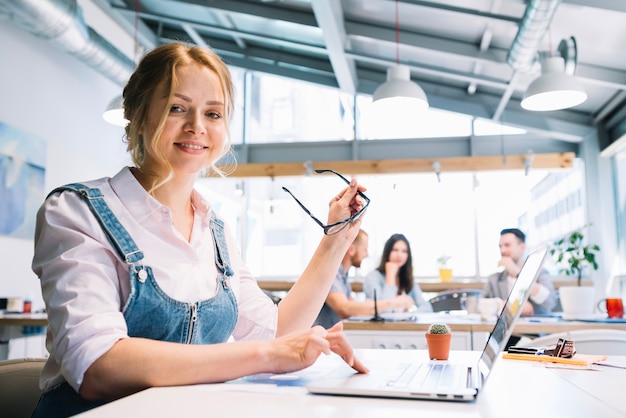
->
[[369, 289, 385, 322], [429, 289, 481, 312], [508, 346, 542, 355], [525, 329, 626, 356], [509, 338, 575, 358], [553, 338, 576, 358]]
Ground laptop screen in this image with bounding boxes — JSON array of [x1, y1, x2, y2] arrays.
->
[[477, 247, 548, 378]]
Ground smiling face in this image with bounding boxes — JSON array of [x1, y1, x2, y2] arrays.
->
[[123, 43, 234, 188], [140, 64, 227, 179]]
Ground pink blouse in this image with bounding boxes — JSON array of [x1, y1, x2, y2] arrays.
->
[[32, 167, 277, 392]]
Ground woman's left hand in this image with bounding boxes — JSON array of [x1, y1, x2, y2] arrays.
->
[[325, 321, 369, 373], [326, 177, 367, 233]]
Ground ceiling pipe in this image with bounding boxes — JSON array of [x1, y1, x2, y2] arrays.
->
[[507, 0, 562, 73], [0, 0, 133, 86]]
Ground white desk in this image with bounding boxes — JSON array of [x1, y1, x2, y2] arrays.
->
[[76, 349, 626, 418]]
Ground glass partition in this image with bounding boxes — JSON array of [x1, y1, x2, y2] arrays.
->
[[614, 149, 626, 276], [243, 72, 355, 143], [196, 162, 587, 281], [213, 67, 588, 281]]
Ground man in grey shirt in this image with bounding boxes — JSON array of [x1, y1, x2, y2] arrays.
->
[[482, 228, 557, 316]]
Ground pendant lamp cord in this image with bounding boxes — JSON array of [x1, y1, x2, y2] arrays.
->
[[548, 28, 552, 57], [395, 0, 400, 65]]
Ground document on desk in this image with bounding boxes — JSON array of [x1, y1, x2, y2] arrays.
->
[[520, 316, 562, 323], [346, 312, 418, 322], [502, 352, 608, 367], [232, 352, 353, 387], [346, 311, 472, 322]]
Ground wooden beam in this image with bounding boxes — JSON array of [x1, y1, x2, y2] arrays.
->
[[221, 152, 575, 177]]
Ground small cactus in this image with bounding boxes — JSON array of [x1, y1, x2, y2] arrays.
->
[[428, 323, 451, 334]]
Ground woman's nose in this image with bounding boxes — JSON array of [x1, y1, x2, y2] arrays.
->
[[184, 113, 206, 134]]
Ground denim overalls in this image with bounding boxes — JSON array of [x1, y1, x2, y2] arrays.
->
[[32, 184, 238, 417]]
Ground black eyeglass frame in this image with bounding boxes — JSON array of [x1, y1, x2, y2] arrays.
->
[[282, 169, 370, 235]]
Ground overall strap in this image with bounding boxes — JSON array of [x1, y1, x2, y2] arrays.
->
[[209, 212, 234, 278], [48, 183, 144, 266]]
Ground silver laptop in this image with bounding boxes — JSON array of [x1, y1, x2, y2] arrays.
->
[[307, 246, 548, 401]]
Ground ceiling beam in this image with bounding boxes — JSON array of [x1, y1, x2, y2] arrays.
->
[[561, 0, 626, 13], [347, 21, 511, 68], [396, 0, 521, 22], [225, 135, 578, 167], [311, 0, 358, 93], [150, 0, 317, 26], [222, 152, 575, 178]]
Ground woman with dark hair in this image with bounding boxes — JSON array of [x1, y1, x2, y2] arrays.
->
[[363, 234, 433, 313]]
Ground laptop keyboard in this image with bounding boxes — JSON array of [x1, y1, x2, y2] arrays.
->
[[386, 363, 465, 390]]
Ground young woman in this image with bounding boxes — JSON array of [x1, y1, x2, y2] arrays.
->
[[31, 42, 367, 417], [363, 234, 433, 313]]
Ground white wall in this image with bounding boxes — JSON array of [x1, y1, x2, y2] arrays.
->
[[0, 19, 131, 311]]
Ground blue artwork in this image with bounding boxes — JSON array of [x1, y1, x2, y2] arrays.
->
[[0, 122, 46, 239]]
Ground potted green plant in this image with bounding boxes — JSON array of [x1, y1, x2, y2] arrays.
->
[[425, 323, 452, 360], [550, 226, 600, 286], [437, 254, 452, 282], [550, 225, 600, 317]]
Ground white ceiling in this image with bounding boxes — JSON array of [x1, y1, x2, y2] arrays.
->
[[9, 0, 626, 146]]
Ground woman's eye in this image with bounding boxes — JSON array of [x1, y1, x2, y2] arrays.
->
[[170, 104, 184, 113], [207, 111, 222, 119]]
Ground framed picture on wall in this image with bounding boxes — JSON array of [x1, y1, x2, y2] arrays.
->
[[0, 121, 46, 239]]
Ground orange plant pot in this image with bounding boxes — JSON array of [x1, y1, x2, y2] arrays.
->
[[425, 333, 452, 360]]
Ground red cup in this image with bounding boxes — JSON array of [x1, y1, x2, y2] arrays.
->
[[597, 298, 624, 319], [23, 300, 32, 313]]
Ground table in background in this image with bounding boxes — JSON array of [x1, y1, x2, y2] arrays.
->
[[342, 315, 626, 350], [0, 313, 48, 359], [257, 279, 592, 293], [75, 349, 626, 418]]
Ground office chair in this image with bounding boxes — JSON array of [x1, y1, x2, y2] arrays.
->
[[429, 289, 481, 312], [0, 358, 45, 418], [525, 329, 626, 355]]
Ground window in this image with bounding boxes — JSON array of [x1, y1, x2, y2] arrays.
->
[[243, 72, 355, 143], [206, 68, 587, 280], [236, 70, 528, 143], [196, 163, 587, 281], [614, 149, 626, 276]]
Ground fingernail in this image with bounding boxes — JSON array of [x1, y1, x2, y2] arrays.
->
[[350, 178, 356, 186]]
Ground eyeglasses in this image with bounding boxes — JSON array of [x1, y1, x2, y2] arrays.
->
[[282, 169, 370, 235]]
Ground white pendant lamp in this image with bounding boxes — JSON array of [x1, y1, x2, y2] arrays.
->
[[103, 0, 138, 127], [521, 56, 587, 111], [371, 0, 428, 114], [102, 94, 129, 126], [372, 64, 429, 112]]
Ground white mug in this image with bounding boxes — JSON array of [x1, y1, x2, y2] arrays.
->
[[478, 297, 504, 320]]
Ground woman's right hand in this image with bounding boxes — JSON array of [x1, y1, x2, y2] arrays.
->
[[267, 324, 367, 375], [384, 261, 402, 284]]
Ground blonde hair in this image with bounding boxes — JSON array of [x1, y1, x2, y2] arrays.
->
[[122, 42, 235, 190]]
